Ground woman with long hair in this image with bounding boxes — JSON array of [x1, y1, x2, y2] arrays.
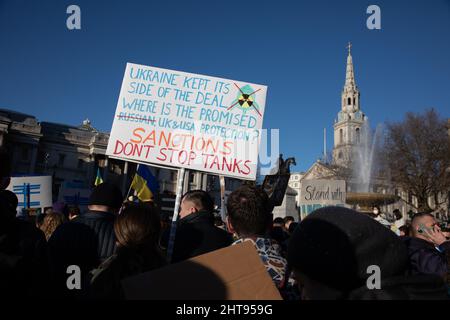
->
[[89, 202, 166, 299], [39, 213, 66, 241]]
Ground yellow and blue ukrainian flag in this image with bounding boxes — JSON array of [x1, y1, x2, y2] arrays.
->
[[131, 164, 159, 202], [94, 168, 104, 186]]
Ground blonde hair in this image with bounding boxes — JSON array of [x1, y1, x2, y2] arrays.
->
[[40, 213, 66, 240]]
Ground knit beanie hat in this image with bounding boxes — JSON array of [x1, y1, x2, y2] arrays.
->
[[287, 206, 409, 294], [89, 182, 123, 209]]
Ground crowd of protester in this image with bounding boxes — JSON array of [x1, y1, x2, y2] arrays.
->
[[1, 146, 450, 300]]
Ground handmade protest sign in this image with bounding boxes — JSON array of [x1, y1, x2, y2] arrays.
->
[[106, 63, 267, 180], [58, 181, 91, 212], [299, 179, 346, 216], [7, 176, 52, 209]]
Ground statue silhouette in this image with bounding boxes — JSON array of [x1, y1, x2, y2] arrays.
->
[[261, 154, 296, 212]]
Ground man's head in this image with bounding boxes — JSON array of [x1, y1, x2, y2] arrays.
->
[[287, 206, 408, 299], [179, 190, 214, 219], [288, 221, 298, 234], [284, 216, 295, 229], [226, 185, 271, 238], [88, 182, 123, 213], [372, 206, 380, 216], [68, 205, 80, 220], [399, 224, 410, 237], [0, 147, 11, 190], [273, 217, 284, 228], [411, 212, 440, 242], [393, 209, 402, 221]]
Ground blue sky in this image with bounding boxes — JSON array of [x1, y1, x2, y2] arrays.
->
[[1, 0, 449, 172]]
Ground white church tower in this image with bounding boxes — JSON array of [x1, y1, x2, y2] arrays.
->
[[333, 43, 368, 167]]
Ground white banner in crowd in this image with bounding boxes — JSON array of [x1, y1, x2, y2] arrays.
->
[[106, 63, 267, 180], [7, 176, 52, 209], [58, 181, 91, 211], [299, 179, 346, 216]]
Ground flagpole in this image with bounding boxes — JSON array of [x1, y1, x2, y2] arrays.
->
[[219, 175, 226, 223], [167, 167, 185, 262], [124, 182, 133, 202], [121, 160, 129, 195], [119, 164, 138, 215]]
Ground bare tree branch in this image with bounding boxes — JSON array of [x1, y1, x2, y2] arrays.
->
[[380, 109, 450, 212]]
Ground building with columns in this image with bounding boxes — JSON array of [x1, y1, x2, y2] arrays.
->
[[0, 109, 42, 175], [0, 108, 125, 200]]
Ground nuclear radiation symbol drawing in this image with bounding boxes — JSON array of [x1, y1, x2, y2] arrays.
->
[[227, 83, 262, 116]]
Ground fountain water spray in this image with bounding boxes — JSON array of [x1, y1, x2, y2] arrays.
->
[[352, 121, 384, 193], [345, 122, 398, 213]]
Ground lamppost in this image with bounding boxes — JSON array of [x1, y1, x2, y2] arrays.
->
[[44, 152, 50, 173], [206, 175, 216, 193]]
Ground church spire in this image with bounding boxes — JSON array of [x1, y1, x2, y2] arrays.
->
[[341, 42, 360, 113], [333, 42, 367, 168], [345, 42, 356, 89]]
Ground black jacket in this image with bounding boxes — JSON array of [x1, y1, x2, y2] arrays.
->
[[73, 210, 117, 261], [47, 221, 98, 299], [0, 217, 48, 298], [402, 236, 450, 279], [46, 210, 116, 299], [171, 211, 232, 263], [349, 273, 449, 300], [89, 246, 166, 299]]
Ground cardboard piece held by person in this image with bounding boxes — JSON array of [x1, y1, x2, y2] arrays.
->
[[121, 241, 282, 300]]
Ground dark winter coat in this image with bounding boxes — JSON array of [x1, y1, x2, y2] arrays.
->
[[72, 210, 117, 261], [171, 211, 232, 263], [0, 217, 48, 298], [89, 246, 166, 299], [46, 210, 116, 299], [402, 236, 450, 280]]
